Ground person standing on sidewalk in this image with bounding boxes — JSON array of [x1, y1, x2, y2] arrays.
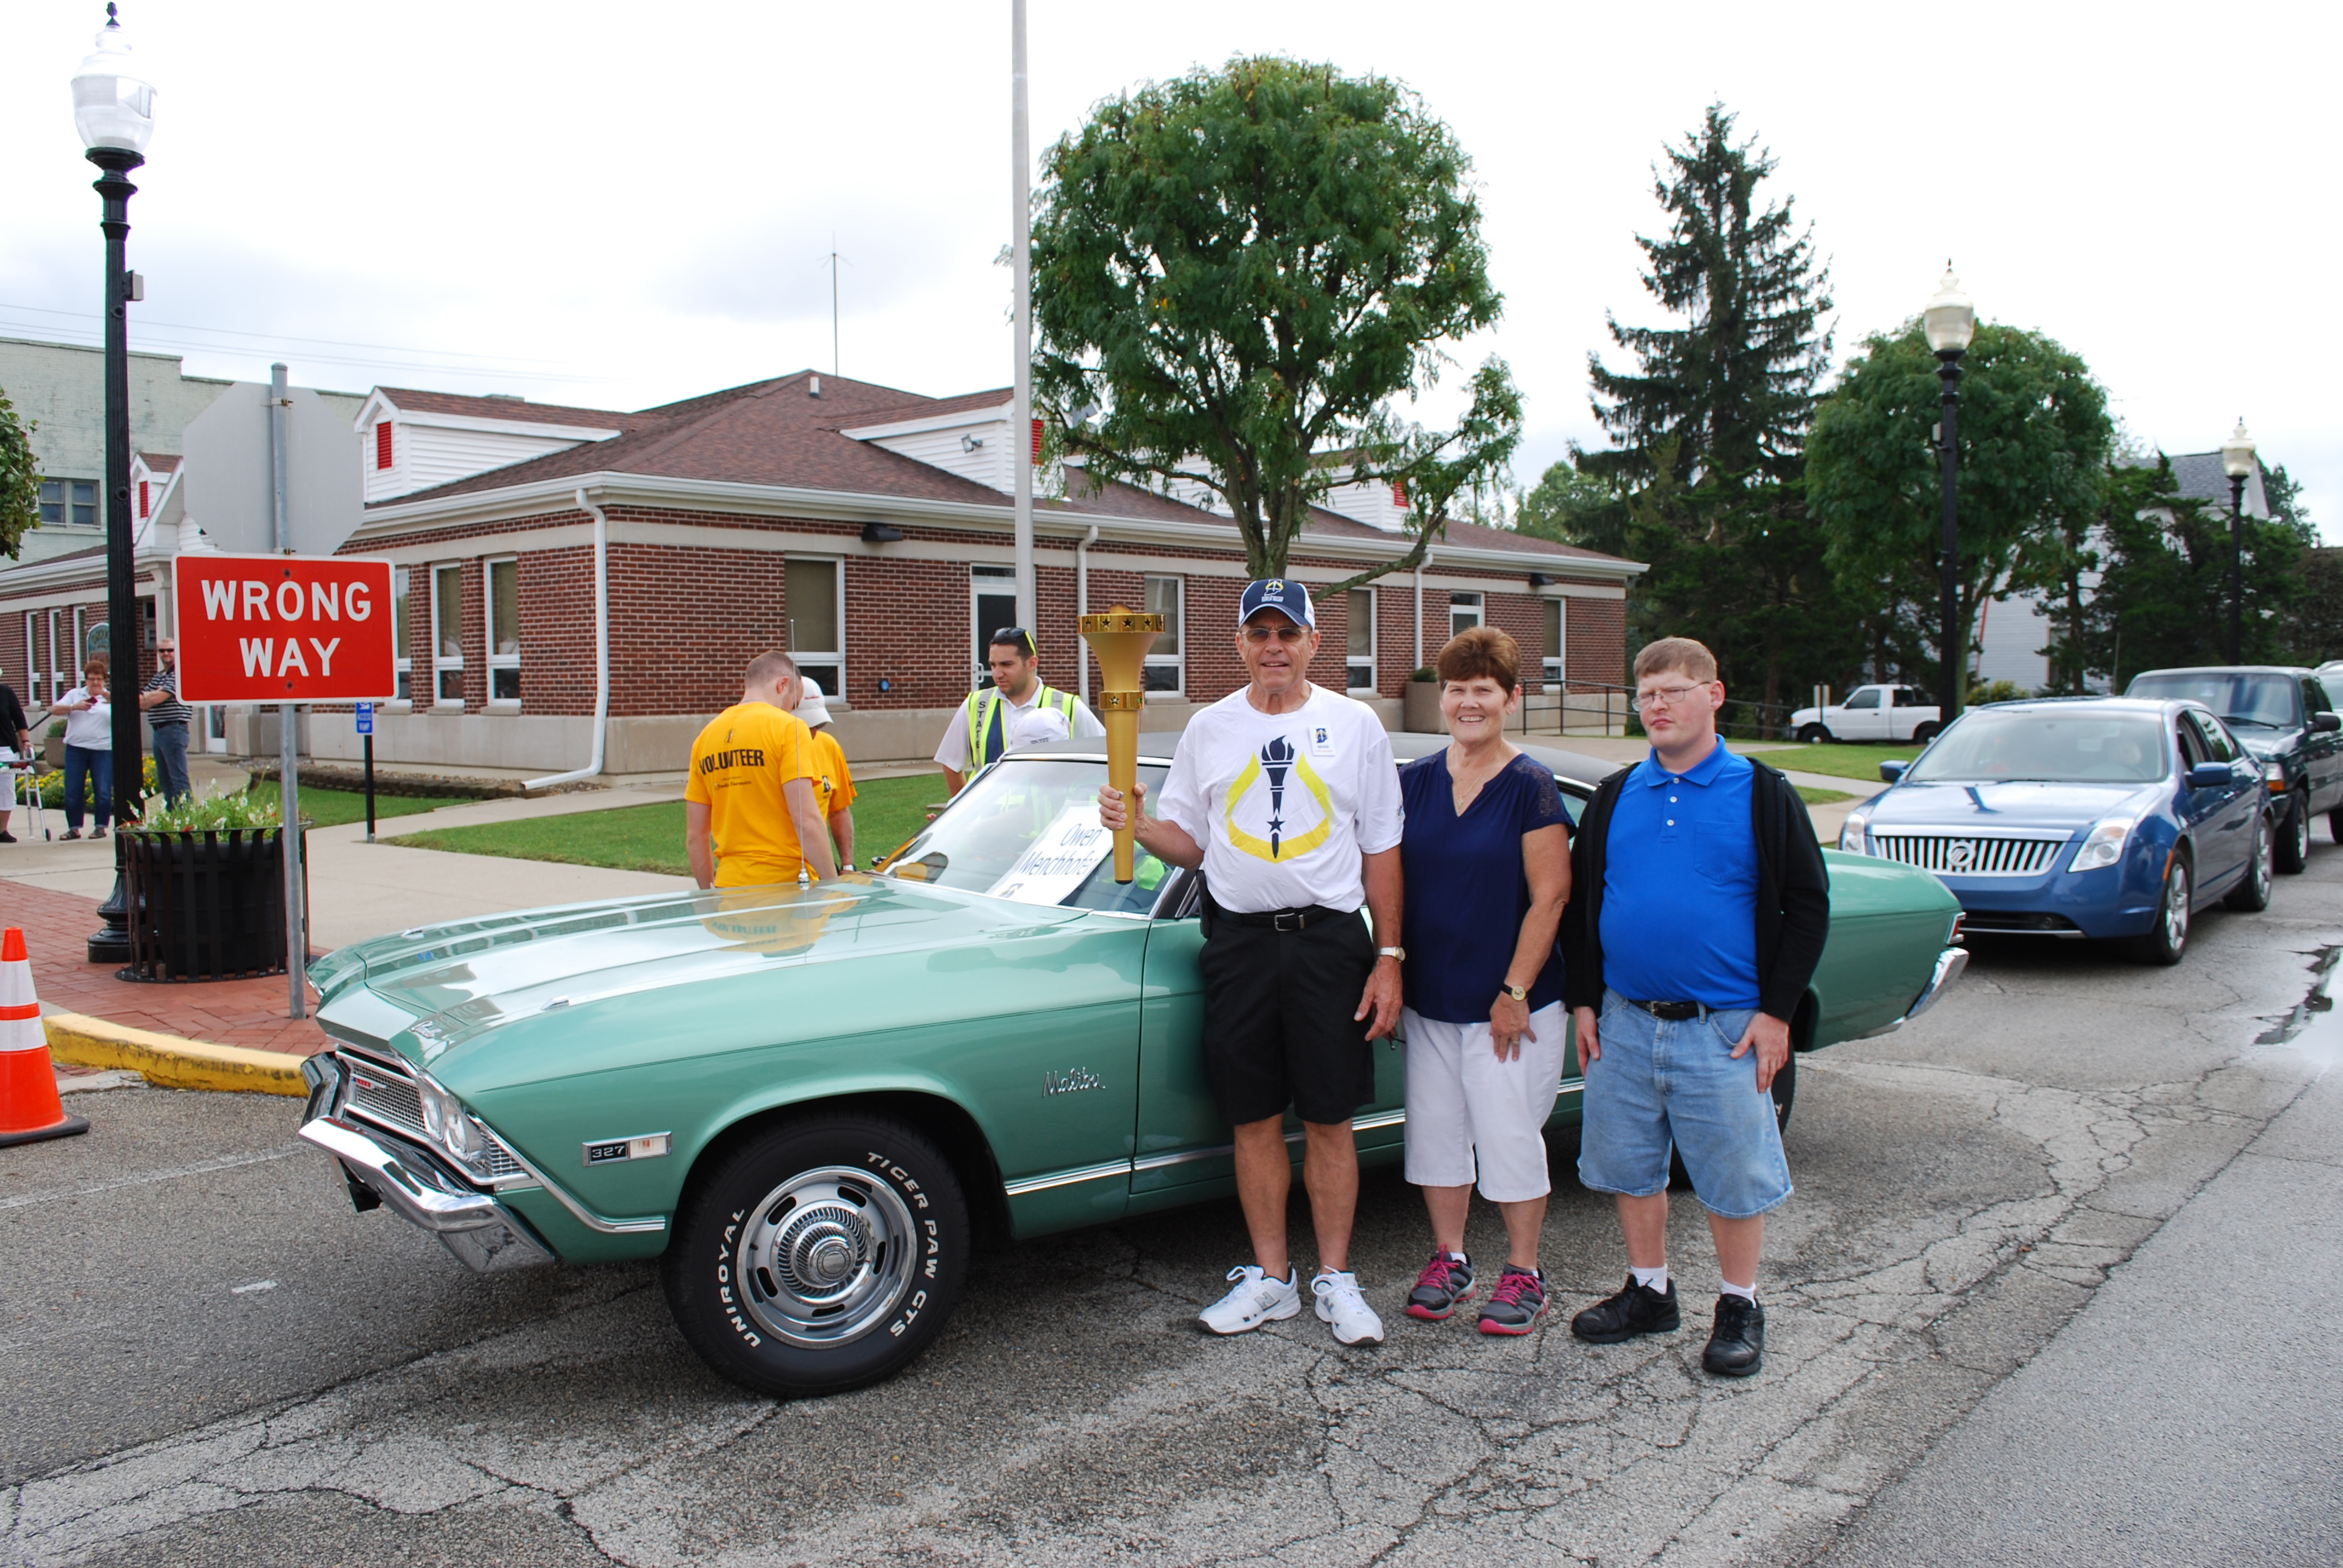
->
[[137, 635, 193, 807], [794, 678, 858, 873], [0, 677, 28, 843], [1396, 627, 1573, 1337], [1096, 578, 1404, 1347], [50, 657, 113, 840], [935, 628, 1103, 795], [685, 652, 836, 889], [1561, 636, 1829, 1377]]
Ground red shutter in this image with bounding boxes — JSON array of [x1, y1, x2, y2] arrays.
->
[[375, 422, 395, 470], [1392, 479, 1408, 509], [1032, 418, 1044, 463], [138, 480, 149, 518]]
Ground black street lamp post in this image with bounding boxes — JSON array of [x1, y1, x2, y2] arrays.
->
[[2221, 418, 2256, 665], [1923, 265, 1977, 727], [71, 4, 156, 963]]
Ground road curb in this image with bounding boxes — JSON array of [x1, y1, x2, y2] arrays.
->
[[43, 1013, 311, 1097]]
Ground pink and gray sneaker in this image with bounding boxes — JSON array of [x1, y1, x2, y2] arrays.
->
[[1476, 1266, 1547, 1335], [1405, 1250, 1475, 1321]]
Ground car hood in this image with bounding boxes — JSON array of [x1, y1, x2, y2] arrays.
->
[[1864, 779, 2160, 831], [309, 877, 1098, 1077], [2232, 729, 2298, 761]]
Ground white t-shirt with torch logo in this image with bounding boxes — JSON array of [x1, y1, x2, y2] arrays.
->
[[1155, 683, 1402, 915]]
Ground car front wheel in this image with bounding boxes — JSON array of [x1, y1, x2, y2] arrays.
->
[[1912, 722, 1941, 745], [663, 1114, 970, 1399], [1797, 724, 1832, 745], [2224, 814, 2275, 912], [2275, 799, 2312, 874], [2135, 850, 2191, 965]]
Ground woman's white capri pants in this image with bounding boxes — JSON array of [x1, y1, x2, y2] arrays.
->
[[1401, 1001, 1568, 1203]]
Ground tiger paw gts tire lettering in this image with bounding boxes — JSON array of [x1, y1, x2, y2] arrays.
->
[[663, 1114, 969, 1398]]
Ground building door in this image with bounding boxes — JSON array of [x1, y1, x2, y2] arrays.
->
[[971, 566, 1018, 689]]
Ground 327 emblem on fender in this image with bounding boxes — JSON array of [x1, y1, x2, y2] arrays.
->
[[1044, 1067, 1103, 1097]]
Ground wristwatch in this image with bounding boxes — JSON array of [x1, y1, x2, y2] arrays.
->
[[1377, 946, 1406, 962], [1503, 983, 1529, 1002]]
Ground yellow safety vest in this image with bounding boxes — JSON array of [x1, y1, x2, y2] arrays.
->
[[965, 683, 1078, 769]]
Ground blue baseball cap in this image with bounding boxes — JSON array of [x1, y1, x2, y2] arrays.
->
[[1239, 578, 1317, 629]]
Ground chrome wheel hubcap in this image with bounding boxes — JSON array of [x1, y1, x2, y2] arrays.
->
[[736, 1166, 919, 1348], [2167, 866, 2189, 947]]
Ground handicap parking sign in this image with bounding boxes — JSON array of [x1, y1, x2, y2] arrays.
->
[[355, 702, 373, 736]]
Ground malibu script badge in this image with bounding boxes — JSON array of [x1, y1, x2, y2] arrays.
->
[[1043, 1067, 1104, 1097]]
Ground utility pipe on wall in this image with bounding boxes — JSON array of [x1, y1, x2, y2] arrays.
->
[[1414, 549, 1430, 672], [525, 487, 609, 792]]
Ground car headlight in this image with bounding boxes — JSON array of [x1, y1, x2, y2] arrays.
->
[[2263, 760, 2285, 788], [2069, 817, 2136, 872], [1839, 811, 1869, 853], [416, 1073, 492, 1168]]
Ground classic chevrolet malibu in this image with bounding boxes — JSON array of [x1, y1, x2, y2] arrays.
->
[[298, 733, 1966, 1397]]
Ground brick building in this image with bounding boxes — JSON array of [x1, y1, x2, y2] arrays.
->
[[1, 367, 1642, 774]]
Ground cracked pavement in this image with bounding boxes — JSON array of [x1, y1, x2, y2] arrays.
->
[[5, 848, 2339, 1566]]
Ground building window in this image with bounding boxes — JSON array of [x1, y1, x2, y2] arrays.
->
[[392, 567, 413, 704], [21, 615, 35, 707], [431, 564, 465, 705], [1345, 588, 1375, 691], [38, 479, 98, 528], [48, 609, 66, 703], [1144, 575, 1184, 694], [1449, 590, 1483, 640], [969, 564, 1017, 688], [787, 557, 843, 699], [1542, 598, 1564, 687], [375, 422, 395, 471], [485, 558, 520, 704]]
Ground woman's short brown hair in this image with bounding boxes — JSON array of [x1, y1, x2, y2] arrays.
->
[[1436, 626, 1520, 691], [82, 654, 110, 680]]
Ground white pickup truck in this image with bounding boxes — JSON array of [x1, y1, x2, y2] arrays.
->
[[1789, 684, 1942, 744]]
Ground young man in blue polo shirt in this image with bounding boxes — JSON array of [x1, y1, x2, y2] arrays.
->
[[1560, 637, 1830, 1376]]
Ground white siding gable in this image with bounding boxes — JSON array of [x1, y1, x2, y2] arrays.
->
[[844, 404, 1015, 493], [354, 391, 624, 503], [1322, 479, 1411, 533]]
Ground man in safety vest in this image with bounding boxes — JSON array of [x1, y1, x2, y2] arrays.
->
[[934, 626, 1104, 795]]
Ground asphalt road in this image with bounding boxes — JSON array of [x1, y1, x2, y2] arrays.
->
[[5, 844, 2339, 1567]]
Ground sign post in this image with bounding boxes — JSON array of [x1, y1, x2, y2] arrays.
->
[[356, 702, 376, 842], [174, 552, 396, 1012]]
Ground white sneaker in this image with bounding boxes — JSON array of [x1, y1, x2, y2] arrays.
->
[[1199, 1264, 1302, 1335], [1313, 1269, 1386, 1346]]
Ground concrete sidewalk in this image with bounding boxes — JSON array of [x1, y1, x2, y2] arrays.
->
[[1823, 956, 2343, 1567]]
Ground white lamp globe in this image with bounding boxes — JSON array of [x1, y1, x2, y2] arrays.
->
[[2220, 418, 2256, 480], [1922, 263, 1976, 355], [71, 5, 156, 154]]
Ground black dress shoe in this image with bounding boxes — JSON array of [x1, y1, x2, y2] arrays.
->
[[1570, 1275, 1682, 1344], [1703, 1293, 1765, 1377]]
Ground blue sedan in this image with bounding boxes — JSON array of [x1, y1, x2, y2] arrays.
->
[[1836, 697, 2274, 964]]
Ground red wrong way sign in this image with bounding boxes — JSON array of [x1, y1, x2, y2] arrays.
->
[[174, 555, 398, 703]]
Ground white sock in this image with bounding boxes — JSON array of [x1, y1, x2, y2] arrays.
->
[[1631, 1265, 1668, 1295], [1719, 1278, 1757, 1302]]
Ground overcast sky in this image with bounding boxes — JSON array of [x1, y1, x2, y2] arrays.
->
[[4, 0, 2333, 541]]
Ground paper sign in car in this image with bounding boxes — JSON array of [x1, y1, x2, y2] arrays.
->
[[985, 803, 1114, 905], [174, 554, 398, 704]]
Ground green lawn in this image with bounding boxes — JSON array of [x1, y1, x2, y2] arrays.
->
[[284, 785, 476, 829], [388, 771, 948, 877], [1794, 785, 1855, 806], [1752, 743, 1922, 784]]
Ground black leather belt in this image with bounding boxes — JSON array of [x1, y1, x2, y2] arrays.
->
[[1623, 997, 1709, 1022], [1214, 904, 1352, 932]]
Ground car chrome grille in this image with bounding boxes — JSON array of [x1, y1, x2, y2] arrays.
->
[[1870, 834, 2066, 877], [339, 1054, 526, 1181]]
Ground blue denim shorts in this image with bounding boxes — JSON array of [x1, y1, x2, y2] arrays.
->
[[1576, 987, 1794, 1219]]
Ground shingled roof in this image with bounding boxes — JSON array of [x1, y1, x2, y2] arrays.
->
[[373, 388, 646, 430]]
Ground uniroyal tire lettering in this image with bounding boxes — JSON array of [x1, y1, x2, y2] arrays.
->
[[716, 1264, 730, 1284]]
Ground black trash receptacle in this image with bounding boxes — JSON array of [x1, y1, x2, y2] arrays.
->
[[119, 827, 309, 982]]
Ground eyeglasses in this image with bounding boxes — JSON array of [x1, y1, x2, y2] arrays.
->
[[989, 628, 1035, 656], [1242, 624, 1309, 645], [1631, 683, 1711, 713]]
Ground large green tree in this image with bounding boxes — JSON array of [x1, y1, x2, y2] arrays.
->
[[1030, 56, 1521, 589], [0, 387, 38, 561], [1808, 322, 2112, 690]]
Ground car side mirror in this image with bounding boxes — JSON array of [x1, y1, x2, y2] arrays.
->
[[1878, 760, 1909, 783], [2313, 711, 2341, 734], [2186, 761, 2235, 790]]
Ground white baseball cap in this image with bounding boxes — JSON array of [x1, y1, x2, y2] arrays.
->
[[1005, 704, 1071, 750], [793, 676, 833, 728]]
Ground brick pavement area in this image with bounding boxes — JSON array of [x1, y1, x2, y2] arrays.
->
[[5, 881, 329, 1063]]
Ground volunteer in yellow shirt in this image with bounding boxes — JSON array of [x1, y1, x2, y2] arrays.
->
[[684, 652, 837, 888], [795, 678, 859, 872]]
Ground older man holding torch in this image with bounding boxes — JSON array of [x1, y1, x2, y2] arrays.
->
[[1096, 579, 1404, 1346]]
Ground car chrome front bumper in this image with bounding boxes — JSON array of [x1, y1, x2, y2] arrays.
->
[[1854, 947, 1970, 1040], [297, 1054, 552, 1274]]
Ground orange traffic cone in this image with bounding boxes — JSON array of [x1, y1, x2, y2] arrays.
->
[[1, 927, 88, 1146]]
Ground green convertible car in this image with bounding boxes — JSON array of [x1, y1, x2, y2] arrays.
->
[[298, 734, 1965, 1397]]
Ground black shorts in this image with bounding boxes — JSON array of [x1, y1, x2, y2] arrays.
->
[[1198, 903, 1377, 1126]]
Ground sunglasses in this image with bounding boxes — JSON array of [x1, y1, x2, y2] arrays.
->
[[1242, 623, 1309, 645], [989, 628, 1036, 656]]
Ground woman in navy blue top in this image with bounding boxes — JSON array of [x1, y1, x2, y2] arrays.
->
[[1395, 627, 1574, 1336]]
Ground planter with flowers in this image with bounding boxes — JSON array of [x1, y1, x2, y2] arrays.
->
[[117, 787, 308, 982]]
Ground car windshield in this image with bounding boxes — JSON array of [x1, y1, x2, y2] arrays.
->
[[1904, 711, 2168, 784], [879, 757, 1172, 915], [2126, 671, 2298, 730]]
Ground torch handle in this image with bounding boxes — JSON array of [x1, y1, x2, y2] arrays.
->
[[1103, 704, 1139, 883]]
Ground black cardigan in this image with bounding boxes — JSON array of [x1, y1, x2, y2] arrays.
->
[[1561, 756, 1831, 1021]]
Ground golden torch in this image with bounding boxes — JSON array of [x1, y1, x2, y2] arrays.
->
[[1080, 606, 1166, 883]]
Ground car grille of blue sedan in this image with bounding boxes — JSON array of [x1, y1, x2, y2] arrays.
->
[[1869, 834, 2068, 877]]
